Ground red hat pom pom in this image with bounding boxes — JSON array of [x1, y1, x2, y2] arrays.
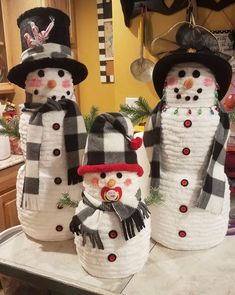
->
[[130, 137, 142, 150]]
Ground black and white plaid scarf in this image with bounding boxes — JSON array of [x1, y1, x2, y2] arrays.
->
[[22, 97, 87, 210], [70, 190, 150, 249], [143, 100, 229, 215]]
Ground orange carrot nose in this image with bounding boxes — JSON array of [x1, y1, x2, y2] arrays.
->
[[107, 179, 116, 188], [183, 78, 193, 89], [47, 80, 57, 89]]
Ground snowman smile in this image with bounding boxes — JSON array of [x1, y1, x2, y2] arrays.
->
[[101, 187, 122, 202]]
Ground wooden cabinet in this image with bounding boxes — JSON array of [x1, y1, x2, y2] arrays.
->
[[0, 163, 22, 232]]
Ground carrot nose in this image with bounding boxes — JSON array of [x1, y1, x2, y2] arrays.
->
[[183, 78, 193, 89], [47, 80, 57, 89], [107, 179, 116, 188]]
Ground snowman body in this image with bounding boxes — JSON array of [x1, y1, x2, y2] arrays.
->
[[150, 63, 230, 250], [17, 68, 84, 241], [74, 171, 151, 278]]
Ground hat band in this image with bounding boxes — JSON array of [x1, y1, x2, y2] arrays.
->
[[78, 163, 144, 177], [21, 43, 72, 62]]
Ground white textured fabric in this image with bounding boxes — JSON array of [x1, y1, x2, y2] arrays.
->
[[149, 63, 230, 250], [73, 171, 151, 278], [74, 211, 151, 278], [17, 111, 82, 241]]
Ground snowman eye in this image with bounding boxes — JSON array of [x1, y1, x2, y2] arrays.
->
[[100, 172, 106, 179], [192, 70, 200, 78], [178, 70, 185, 78], [116, 172, 122, 178], [38, 70, 44, 77], [58, 70, 65, 77]]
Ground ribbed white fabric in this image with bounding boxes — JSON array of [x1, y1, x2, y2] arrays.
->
[[17, 111, 82, 241], [148, 62, 230, 250], [150, 106, 230, 250], [74, 211, 151, 278]]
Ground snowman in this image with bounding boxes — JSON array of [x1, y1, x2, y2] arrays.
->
[[7, 7, 87, 241], [143, 24, 232, 250], [70, 112, 151, 278]]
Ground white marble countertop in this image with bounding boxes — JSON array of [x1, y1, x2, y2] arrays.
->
[[0, 154, 24, 170], [0, 226, 235, 295]]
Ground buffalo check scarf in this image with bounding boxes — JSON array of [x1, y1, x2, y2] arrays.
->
[[70, 190, 150, 249], [21, 97, 87, 210], [143, 100, 229, 215]]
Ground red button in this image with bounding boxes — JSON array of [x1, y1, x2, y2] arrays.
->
[[181, 179, 188, 187], [109, 230, 118, 239], [56, 225, 63, 232], [108, 254, 116, 262], [184, 120, 192, 128], [52, 123, 60, 130], [179, 205, 188, 213], [178, 230, 186, 238], [182, 148, 190, 155]]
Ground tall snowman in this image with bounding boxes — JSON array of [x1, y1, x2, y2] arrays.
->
[[7, 7, 87, 241], [70, 113, 151, 278], [143, 24, 232, 250]]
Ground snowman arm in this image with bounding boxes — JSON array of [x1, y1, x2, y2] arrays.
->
[[69, 215, 81, 235]]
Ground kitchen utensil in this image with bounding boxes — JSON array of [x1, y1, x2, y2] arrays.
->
[[130, 6, 154, 83]]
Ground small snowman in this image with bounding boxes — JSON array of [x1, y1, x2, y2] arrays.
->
[[143, 24, 232, 250], [70, 112, 151, 278], [7, 8, 87, 241]]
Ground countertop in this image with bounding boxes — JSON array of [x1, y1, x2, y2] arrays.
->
[[0, 226, 235, 295], [0, 154, 24, 171]]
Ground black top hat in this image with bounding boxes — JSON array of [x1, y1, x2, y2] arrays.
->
[[152, 23, 232, 101], [7, 7, 88, 88]]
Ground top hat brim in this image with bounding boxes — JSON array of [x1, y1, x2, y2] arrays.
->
[[7, 57, 88, 88], [152, 52, 232, 101]]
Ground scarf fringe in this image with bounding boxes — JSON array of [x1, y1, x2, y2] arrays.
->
[[122, 202, 150, 240], [68, 167, 83, 185], [70, 215, 104, 249], [21, 194, 40, 211]]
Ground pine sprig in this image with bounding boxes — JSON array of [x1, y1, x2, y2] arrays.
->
[[229, 111, 235, 123], [84, 106, 99, 132], [0, 117, 20, 138], [144, 187, 163, 206], [57, 192, 79, 208], [119, 97, 151, 124]]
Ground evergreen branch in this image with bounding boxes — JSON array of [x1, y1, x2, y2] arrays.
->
[[119, 97, 151, 124], [0, 117, 20, 138], [84, 106, 99, 132], [57, 192, 79, 208], [144, 187, 163, 206]]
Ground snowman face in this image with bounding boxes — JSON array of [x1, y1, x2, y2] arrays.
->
[[83, 171, 139, 202], [164, 62, 217, 108], [25, 68, 74, 103]]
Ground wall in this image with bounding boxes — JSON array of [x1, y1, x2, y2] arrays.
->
[[76, 1, 235, 113], [3, 0, 235, 114]]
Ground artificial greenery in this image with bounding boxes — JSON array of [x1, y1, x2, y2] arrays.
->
[[119, 97, 151, 125], [229, 111, 235, 123], [0, 116, 20, 138], [84, 106, 99, 132], [144, 187, 163, 206], [57, 192, 78, 208]]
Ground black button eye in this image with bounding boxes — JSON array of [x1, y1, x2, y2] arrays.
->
[[193, 95, 199, 101], [185, 96, 191, 101], [38, 70, 44, 77], [100, 172, 106, 179], [58, 70, 65, 77], [66, 91, 70, 95], [176, 94, 181, 99], [116, 172, 122, 178], [174, 88, 179, 93], [34, 89, 39, 95], [197, 88, 202, 93], [192, 70, 200, 78], [178, 70, 185, 78]]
